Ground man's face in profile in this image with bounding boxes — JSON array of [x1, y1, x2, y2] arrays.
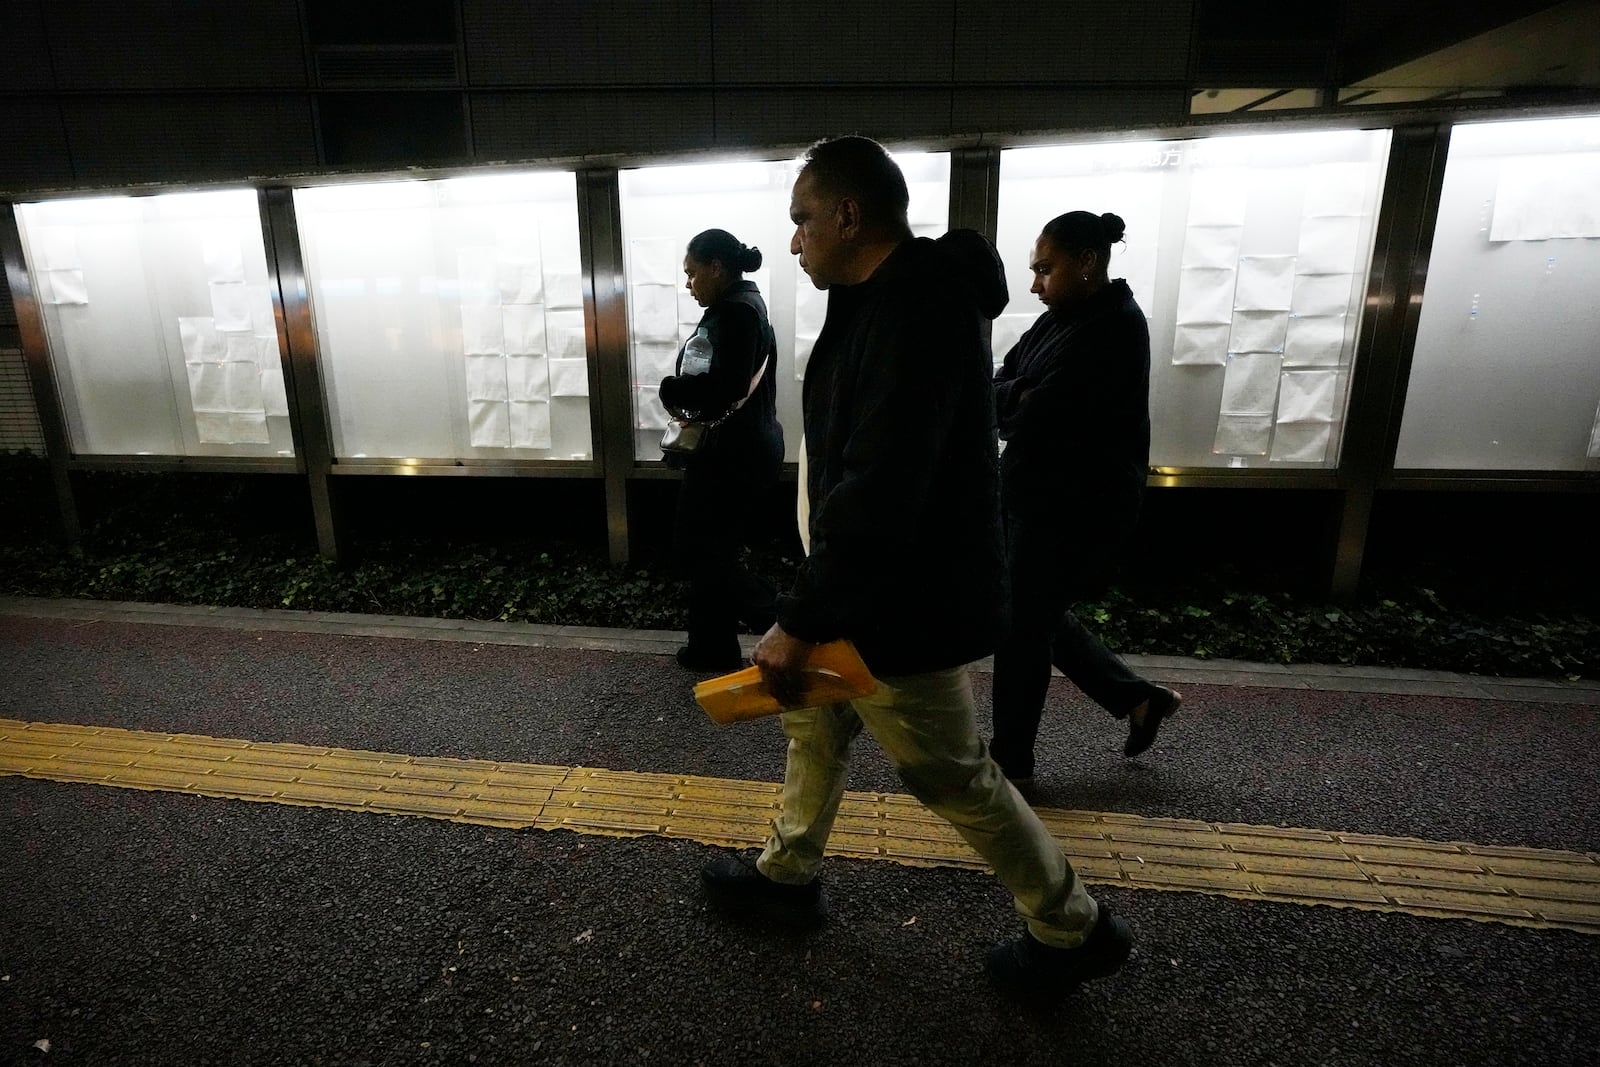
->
[[789, 168, 845, 290]]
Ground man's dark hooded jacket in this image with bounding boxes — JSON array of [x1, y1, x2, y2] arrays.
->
[[776, 231, 1009, 677]]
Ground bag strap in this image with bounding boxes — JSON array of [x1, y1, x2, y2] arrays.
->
[[704, 352, 770, 428]]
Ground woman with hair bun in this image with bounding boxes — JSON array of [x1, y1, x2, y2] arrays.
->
[[989, 210, 1182, 786], [659, 228, 784, 671]]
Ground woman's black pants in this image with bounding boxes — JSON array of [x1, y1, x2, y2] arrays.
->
[[989, 512, 1155, 779], [673, 450, 780, 662]]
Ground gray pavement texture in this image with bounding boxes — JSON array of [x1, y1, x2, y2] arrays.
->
[[2, 605, 1599, 1066]]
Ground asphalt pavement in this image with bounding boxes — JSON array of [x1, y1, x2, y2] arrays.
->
[[1, 602, 1596, 1067]]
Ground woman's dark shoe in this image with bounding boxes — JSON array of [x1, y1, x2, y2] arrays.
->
[[986, 903, 1133, 1000], [675, 645, 745, 672], [1124, 686, 1182, 757]]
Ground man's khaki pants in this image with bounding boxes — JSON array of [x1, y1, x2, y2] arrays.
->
[[756, 666, 1099, 948]]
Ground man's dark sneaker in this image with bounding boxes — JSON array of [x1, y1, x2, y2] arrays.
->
[[675, 645, 744, 673], [1124, 686, 1182, 757], [701, 851, 827, 926], [985, 903, 1133, 1000]]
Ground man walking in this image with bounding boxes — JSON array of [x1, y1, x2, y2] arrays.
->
[[699, 136, 1133, 998]]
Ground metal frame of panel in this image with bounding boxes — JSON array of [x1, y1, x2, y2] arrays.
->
[[3, 96, 1598, 590], [1326, 124, 1452, 596], [0, 203, 81, 546], [578, 169, 634, 565], [260, 187, 340, 558]]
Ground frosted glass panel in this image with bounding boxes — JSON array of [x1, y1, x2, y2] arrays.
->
[[293, 172, 593, 461], [995, 130, 1390, 470], [1395, 115, 1600, 471], [618, 152, 949, 461], [16, 191, 293, 457]]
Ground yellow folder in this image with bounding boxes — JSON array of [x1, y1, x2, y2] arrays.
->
[[694, 640, 877, 725]]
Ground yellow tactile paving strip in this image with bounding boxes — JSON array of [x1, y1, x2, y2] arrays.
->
[[4, 718, 1598, 936]]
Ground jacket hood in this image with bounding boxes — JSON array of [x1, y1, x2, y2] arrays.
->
[[931, 229, 1010, 321]]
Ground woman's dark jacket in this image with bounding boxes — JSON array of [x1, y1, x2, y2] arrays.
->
[[658, 280, 781, 471], [776, 232, 1010, 677], [993, 279, 1150, 532]]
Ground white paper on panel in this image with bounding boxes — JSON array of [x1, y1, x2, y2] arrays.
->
[[631, 238, 682, 287], [1303, 162, 1369, 218], [510, 399, 553, 449], [502, 303, 548, 356], [1171, 322, 1231, 366], [540, 221, 583, 273], [1213, 412, 1273, 456], [634, 385, 670, 431], [224, 333, 261, 365], [795, 333, 817, 381], [1490, 153, 1600, 241], [1228, 310, 1289, 354], [203, 235, 245, 284], [186, 362, 227, 411], [497, 257, 544, 304], [229, 412, 270, 444], [795, 280, 829, 335], [249, 292, 277, 337], [179, 317, 225, 363], [1233, 255, 1297, 311], [469, 399, 510, 448], [210, 283, 253, 331], [1296, 216, 1365, 275], [457, 247, 498, 306], [1291, 273, 1355, 317], [678, 287, 704, 326], [634, 341, 679, 385], [460, 305, 504, 356], [44, 269, 88, 305], [1180, 225, 1244, 270], [224, 360, 265, 411], [1188, 169, 1250, 227], [1589, 401, 1600, 459], [261, 367, 290, 417], [1176, 267, 1236, 325], [549, 357, 589, 397], [1220, 353, 1282, 415], [496, 224, 541, 263], [35, 228, 81, 270], [253, 335, 281, 367], [1283, 315, 1347, 367], [195, 411, 232, 444], [1270, 421, 1332, 463], [465, 353, 509, 401], [544, 271, 583, 309], [631, 284, 680, 343], [545, 310, 587, 360], [1276, 369, 1338, 423], [506, 354, 550, 402]]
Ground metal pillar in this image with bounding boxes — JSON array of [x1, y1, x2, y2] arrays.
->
[[259, 188, 342, 561], [577, 169, 633, 565], [1330, 124, 1453, 599], [0, 202, 82, 550], [949, 146, 1002, 238]]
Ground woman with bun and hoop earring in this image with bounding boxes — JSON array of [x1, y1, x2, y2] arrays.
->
[[659, 228, 784, 672], [989, 211, 1182, 790]]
